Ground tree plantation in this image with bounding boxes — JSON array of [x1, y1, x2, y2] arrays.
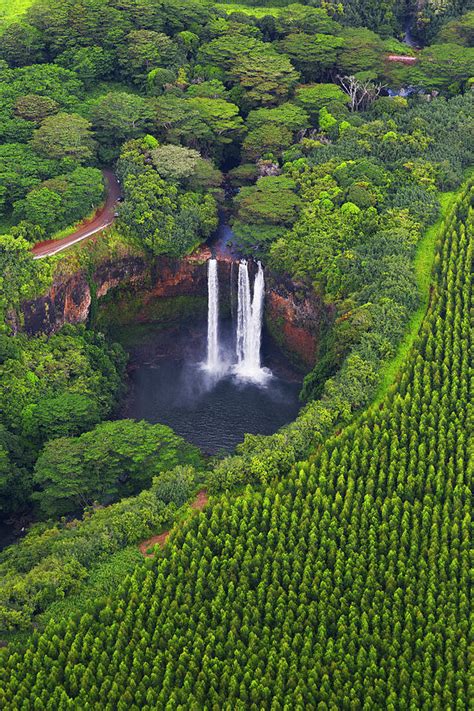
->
[[0, 0, 472, 706], [1, 182, 471, 709]]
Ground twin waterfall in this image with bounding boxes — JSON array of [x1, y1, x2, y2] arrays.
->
[[205, 258, 269, 383]]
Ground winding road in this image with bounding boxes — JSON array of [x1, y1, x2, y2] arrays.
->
[[32, 169, 121, 260]]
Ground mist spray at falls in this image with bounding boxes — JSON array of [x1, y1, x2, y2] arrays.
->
[[204, 257, 270, 384]]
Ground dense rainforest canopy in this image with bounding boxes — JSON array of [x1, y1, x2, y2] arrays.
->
[[0, 0, 472, 707]]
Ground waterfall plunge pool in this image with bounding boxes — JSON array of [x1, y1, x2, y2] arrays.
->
[[115, 319, 302, 454]]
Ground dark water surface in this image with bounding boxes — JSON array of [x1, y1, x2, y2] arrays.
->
[[116, 320, 302, 454]]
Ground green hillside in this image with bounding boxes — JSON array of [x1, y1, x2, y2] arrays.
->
[[0, 0, 472, 705], [2, 183, 471, 708]]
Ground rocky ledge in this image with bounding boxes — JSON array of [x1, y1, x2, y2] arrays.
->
[[16, 254, 332, 370], [265, 274, 333, 370]]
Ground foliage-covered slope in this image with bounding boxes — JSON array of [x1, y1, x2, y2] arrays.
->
[[1, 183, 471, 708], [0, 0, 34, 24]]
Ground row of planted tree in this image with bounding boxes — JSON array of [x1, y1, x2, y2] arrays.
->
[[1, 183, 471, 709]]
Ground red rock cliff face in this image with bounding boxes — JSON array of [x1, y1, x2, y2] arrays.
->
[[265, 274, 333, 370], [19, 271, 92, 335], [19, 257, 146, 335], [18, 254, 226, 335], [18, 256, 330, 374]]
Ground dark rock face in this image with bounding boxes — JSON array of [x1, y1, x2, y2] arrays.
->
[[18, 255, 331, 371], [94, 256, 149, 300]]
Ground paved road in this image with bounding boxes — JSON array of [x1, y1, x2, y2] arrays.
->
[[32, 169, 121, 260]]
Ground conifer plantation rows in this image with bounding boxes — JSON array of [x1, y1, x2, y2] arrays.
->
[[1, 185, 472, 708]]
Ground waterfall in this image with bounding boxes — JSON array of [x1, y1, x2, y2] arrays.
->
[[236, 260, 252, 366], [203, 257, 270, 383], [205, 259, 220, 372], [234, 261, 270, 383]]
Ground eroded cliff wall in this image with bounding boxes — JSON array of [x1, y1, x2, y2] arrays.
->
[[265, 274, 334, 370], [17, 256, 332, 371], [18, 254, 214, 335]]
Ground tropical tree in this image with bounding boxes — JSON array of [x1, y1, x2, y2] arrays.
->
[[151, 145, 201, 181], [294, 83, 348, 119], [154, 95, 243, 155], [32, 419, 203, 516], [119, 30, 182, 84], [246, 103, 310, 133], [242, 124, 294, 161], [13, 94, 59, 123], [89, 92, 155, 146], [197, 35, 260, 71], [0, 22, 45, 67], [279, 32, 344, 82], [30, 113, 96, 162], [0, 235, 51, 330], [21, 393, 102, 449], [416, 43, 474, 90], [231, 48, 300, 106], [277, 5, 341, 35], [0, 143, 59, 214], [14, 167, 105, 233], [337, 27, 384, 76], [55, 46, 114, 87]]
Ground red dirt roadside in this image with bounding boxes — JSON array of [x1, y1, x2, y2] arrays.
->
[[191, 489, 209, 511], [31, 169, 121, 259], [139, 531, 171, 557], [138, 490, 209, 558]]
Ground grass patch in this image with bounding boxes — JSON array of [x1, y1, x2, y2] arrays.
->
[[372, 179, 470, 403], [215, 3, 282, 17], [51, 225, 143, 283], [0, 0, 35, 23]]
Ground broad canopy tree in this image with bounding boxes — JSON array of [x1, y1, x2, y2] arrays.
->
[[13, 167, 105, 233], [119, 30, 182, 84], [294, 83, 348, 120], [30, 113, 96, 162], [151, 144, 201, 181], [279, 32, 345, 82], [32, 419, 203, 517], [276, 4, 342, 36], [118, 140, 218, 257], [154, 95, 243, 156], [230, 48, 300, 106], [90, 91, 155, 150], [0, 143, 59, 215]]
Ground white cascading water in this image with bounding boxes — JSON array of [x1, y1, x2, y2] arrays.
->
[[234, 260, 271, 383], [205, 258, 220, 372], [236, 260, 252, 366], [203, 257, 270, 383]]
